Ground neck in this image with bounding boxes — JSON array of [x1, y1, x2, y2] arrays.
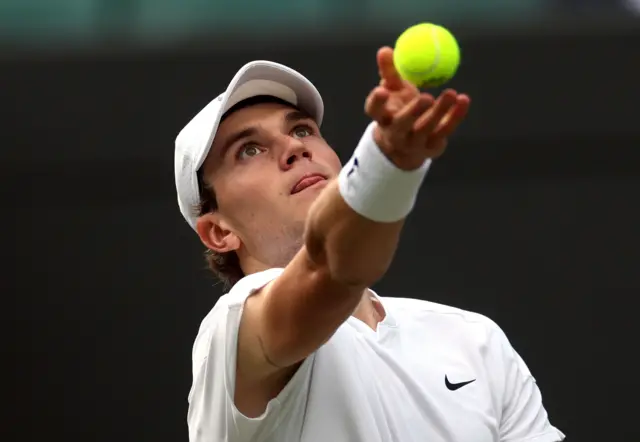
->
[[237, 246, 299, 277], [237, 235, 304, 276], [353, 290, 386, 330]]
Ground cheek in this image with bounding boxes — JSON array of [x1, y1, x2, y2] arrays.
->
[[215, 172, 279, 222], [310, 139, 342, 172], [329, 153, 342, 171]]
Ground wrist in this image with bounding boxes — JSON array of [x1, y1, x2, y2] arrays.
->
[[373, 124, 430, 171], [337, 122, 431, 223]]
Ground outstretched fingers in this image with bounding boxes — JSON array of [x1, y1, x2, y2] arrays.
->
[[377, 47, 404, 91], [431, 94, 471, 140]]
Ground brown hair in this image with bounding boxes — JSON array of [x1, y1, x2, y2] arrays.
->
[[196, 168, 244, 290], [196, 95, 301, 289]]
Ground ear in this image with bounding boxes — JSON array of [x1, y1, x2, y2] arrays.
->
[[195, 213, 241, 253]]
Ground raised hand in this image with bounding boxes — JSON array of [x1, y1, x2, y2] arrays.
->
[[364, 47, 471, 170]]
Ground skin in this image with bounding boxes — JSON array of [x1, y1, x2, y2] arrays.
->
[[196, 102, 342, 275], [195, 47, 471, 417]]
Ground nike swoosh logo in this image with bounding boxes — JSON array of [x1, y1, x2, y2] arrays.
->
[[445, 375, 476, 391]]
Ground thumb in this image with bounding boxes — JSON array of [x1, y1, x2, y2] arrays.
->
[[377, 47, 403, 91]]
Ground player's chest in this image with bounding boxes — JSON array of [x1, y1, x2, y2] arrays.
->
[[305, 326, 500, 442]]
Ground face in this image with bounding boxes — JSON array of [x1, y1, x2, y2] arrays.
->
[[197, 101, 341, 269]]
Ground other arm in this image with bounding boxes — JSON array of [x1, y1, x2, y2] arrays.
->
[[488, 322, 566, 442]]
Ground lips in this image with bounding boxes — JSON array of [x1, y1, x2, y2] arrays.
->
[[291, 173, 326, 194]]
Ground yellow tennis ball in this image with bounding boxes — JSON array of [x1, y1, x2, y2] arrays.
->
[[393, 23, 460, 88]]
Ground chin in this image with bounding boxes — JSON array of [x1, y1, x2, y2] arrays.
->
[[291, 189, 324, 211], [290, 197, 316, 220]]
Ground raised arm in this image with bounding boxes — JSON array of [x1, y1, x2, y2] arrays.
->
[[235, 47, 470, 415]]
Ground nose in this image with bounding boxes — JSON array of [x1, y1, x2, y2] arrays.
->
[[279, 136, 312, 171]]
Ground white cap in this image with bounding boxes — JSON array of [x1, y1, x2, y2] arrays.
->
[[174, 60, 324, 229]]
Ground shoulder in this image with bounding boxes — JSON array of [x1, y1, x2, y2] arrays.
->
[[382, 296, 528, 371], [382, 296, 497, 327], [188, 268, 313, 441], [192, 269, 285, 366], [198, 269, 285, 328], [381, 296, 505, 345]]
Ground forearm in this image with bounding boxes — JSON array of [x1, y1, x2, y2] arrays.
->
[[305, 179, 404, 288], [305, 123, 429, 288]]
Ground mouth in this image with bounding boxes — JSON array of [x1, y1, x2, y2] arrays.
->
[[291, 173, 327, 194]]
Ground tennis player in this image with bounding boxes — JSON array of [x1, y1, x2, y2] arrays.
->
[[174, 47, 565, 442]]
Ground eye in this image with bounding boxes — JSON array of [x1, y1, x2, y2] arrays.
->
[[292, 125, 313, 139], [237, 143, 263, 161]]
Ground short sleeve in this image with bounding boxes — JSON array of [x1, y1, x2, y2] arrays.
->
[[187, 269, 314, 442], [486, 321, 566, 442]]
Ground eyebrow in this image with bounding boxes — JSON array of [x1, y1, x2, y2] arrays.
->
[[284, 109, 312, 124], [218, 127, 257, 159], [218, 109, 314, 159]]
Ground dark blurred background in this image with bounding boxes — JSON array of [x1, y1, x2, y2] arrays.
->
[[4, 1, 640, 441]]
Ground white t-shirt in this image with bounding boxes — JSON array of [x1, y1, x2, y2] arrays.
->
[[187, 269, 565, 442]]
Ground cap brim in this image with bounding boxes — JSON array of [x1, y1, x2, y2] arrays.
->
[[174, 60, 324, 229]]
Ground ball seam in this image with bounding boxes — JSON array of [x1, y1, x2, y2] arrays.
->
[[397, 25, 442, 78]]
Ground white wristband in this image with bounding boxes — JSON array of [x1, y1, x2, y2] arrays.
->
[[338, 122, 432, 223]]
